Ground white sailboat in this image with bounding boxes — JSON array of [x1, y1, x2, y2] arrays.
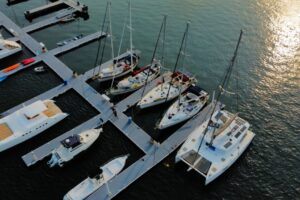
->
[[96, 1, 139, 82], [108, 15, 167, 96], [0, 35, 22, 60], [137, 22, 196, 109], [158, 85, 209, 129], [109, 59, 161, 95], [137, 71, 196, 109], [175, 30, 255, 185], [0, 100, 68, 152], [47, 128, 102, 167], [63, 155, 129, 200]]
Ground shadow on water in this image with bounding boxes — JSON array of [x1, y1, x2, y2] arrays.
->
[[0, 62, 61, 113]]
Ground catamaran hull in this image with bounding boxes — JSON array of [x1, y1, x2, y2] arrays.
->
[[204, 130, 255, 185], [0, 113, 68, 152]]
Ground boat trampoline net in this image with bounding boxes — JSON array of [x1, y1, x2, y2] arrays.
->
[[181, 150, 212, 175]]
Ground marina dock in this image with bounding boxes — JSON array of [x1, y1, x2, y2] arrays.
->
[[24, 0, 88, 20], [0, 3, 216, 199]]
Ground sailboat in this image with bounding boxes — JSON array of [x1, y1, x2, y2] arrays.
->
[[157, 85, 209, 129], [108, 15, 167, 95], [96, 1, 139, 83], [175, 30, 255, 185], [137, 23, 196, 109], [0, 34, 22, 60], [63, 155, 129, 200]]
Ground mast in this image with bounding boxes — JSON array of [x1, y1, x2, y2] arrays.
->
[[92, 2, 109, 78], [109, 1, 116, 89], [164, 22, 190, 103], [195, 30, 243, 157], [129, 0, 133, 67], [140, 15, 167, 98]]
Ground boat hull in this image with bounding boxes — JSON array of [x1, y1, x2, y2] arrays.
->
[[0, 113, 68, 152]]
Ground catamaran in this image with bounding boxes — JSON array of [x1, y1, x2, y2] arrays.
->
[[0, 100, 68, 152], [96, 1, 139, 82], [0, 35, 22, 60], [63, 155, 129, 200], [47, 128, 102, 167], [175, 30, 255, 185], [157, 85, 209, 129]]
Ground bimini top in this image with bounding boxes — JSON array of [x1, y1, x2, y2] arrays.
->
[[187, 85, 206, 96], [61, 135, 81, 148]]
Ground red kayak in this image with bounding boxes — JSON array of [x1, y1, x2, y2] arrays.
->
[[21, 58, 35, 65]]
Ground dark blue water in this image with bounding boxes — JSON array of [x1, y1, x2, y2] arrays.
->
[[0, 0, 299, 199]]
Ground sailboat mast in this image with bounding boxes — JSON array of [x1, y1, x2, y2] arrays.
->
[[129, 0, 133, 65], [164, 22, 190, 103], [141, 15, 167, 98], [92, 2, 109, 78], [108, 1, 115, 60]]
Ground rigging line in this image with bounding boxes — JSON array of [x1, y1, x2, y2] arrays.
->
[[164, 22, 190, 104], [97, 24, 110, 77], [129, 0, 133, 68], [109, 0, 117, 90], [140, 15, 167, 99], [161, 15, 167, 68], [192, 30, 243, 165], [92, 2, 109, 78], [235, 58, 239, 112], [117, 2, 129, 57]]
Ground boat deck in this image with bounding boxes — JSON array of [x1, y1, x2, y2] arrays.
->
[[0, 123, 13, 141], [43, 101, 62, 117], [0, 6, 219, 199]]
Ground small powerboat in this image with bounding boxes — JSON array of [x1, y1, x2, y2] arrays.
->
[[109, 59, 161, 95], [63, 155, 129, 200], [158, 85, 209, 129], [47, 129, 102, 167], [34, 66, 47, 73], [57, 34, 83, 47]]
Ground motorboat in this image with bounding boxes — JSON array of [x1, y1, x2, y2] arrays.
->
[[47, 129, 102, 167], [57, 34, 83, 46], [0, 36, 22, 60], [108, 59, 161, 95], [0, 100, 68, 152], [158, 85, 209, 129], [63, 155, 129, 200], [175, 109, 255, 185], [137, 71, 196, 109]]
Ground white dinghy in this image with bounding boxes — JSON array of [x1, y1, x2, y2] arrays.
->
[[137, 71, 196, 109], [0, 36, 22, 60], [63, 155, 129, 200], [158, 85, 209, 129], [109, 60, 161, 95], [47, 128, 102, 167]]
